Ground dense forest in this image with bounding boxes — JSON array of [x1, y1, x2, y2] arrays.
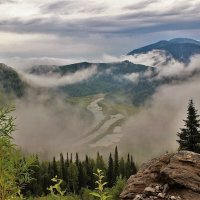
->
[[1, 97, 200, 199], [22, 149, 137, 198], [0, 106, 137, 200]]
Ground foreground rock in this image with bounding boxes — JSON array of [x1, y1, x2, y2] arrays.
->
[[120, 151, 200, 200]]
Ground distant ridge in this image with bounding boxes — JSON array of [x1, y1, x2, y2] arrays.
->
[[128, 38, 200, 62]]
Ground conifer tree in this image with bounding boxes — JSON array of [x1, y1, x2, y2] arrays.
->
[[130, 156, 137, 175], [66, 152, 69, 166], [125, 154, 131, 178], [68, 163, 78, 193], [85, 155, 95, 189], [107, 153, 114, 187], [96, 152, 105, 172], [48, 162, 53, 179], [52, 156, 58, 177], [60, 153, 66, 181], [70, 153, 73, 163], [114, 146, 119, 182], [64, 155, 70, 189], [78, 162, 87, 190], [119, 157, 125, 178], [177, 100, 200, 153], [75, 152, 79, 166]]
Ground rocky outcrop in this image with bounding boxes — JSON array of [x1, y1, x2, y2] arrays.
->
[[120, 151, 200, 200]]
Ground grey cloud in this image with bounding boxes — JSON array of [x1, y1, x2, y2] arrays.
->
[[0, 0, 200, 62], [0, 1, 200, 37], [42, 0, 77, 15], [42, 0, 106, 15], [1, 16, 200, 37], [123, 0, 161, 10]]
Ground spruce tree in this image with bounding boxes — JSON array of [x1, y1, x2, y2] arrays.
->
[[75, 152, 79, 166], [85, 155, 95, 189], [70, 153, 73, 163], [125, 153, 131, 178], [177, 100, 200, 153], [107, 153, 114, 187], [119, 157, 125, 178], [114, 146, 119, 183], [64, 155, 70, 189], [77, 162, 87, 190], [52, 156, 58, 177], [96, 152, 105, 172], [60, 153, 66, 181], [68, 163, 78, 193], [130, 156, 137, 175]]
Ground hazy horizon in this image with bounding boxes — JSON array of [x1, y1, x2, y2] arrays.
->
[[0, 0, 200, 68]]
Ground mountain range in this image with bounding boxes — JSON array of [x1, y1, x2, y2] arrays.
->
[[1, 38, 200, 105], [1, 37, 200, 151]]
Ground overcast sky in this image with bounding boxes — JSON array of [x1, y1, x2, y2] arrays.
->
[[0, 0, 200, 67]]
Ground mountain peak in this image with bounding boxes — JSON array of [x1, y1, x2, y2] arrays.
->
[[128, 38, 200, 62], [169, 38, 200, 45]]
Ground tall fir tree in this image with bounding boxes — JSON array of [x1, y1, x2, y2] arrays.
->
[[70, 153, 73, 163], [96, 152, 106, 172], [114, 146, 119, 182], [48, 162, 53, 179], [85, 155, 95, 189], [177, 100, 200, 153], [52, 156, 58, 177], [64, 154, 70, 189], [75, 152, 79, 166], [130, 156, 137, 175], [125, 153, 131, 179], [77, 162, 87, 190], [107, 153, 114, 187], [68, 163, 78, 193], [60, 153, 66, 181], [119, 157, 126, 178]]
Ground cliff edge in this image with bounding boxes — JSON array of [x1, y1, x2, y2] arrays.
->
[[120, 151, 200, 200]]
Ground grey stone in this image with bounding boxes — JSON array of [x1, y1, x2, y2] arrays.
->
[[144, 187, 156, 195], [120, 151, 200, 200], [158, 193, 165, 198], [162, 184, 169, 193]]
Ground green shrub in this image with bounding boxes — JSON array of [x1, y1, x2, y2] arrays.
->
[[80, 188, 95, 200], [0, 106, 35, 200], [109, 177, 126, 200]]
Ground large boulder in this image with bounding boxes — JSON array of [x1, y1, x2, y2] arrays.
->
[[120, 151, 200, 200]]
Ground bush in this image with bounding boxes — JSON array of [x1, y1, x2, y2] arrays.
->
[[80, 188, 95, 200], [0, 106, 35, 200], [109, 177, 126, 200]]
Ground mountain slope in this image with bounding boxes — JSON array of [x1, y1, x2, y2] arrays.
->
[[128, 38, 200, 62], [0, 63, 26, 98], [30, 61, 156, 104]]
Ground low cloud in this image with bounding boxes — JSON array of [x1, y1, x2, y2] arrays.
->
[[0, 56, 80, 70], [125, 50, 170, 67], [120, 51, 200, 80], [156, 54, 200, 79], [14, 90, 92, 158], [119, 74, 200, 163], [123, 72, 140, 83], [19, 65, 97, 87]]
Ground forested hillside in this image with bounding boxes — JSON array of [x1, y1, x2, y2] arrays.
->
[[0, 63, 26, 98]]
